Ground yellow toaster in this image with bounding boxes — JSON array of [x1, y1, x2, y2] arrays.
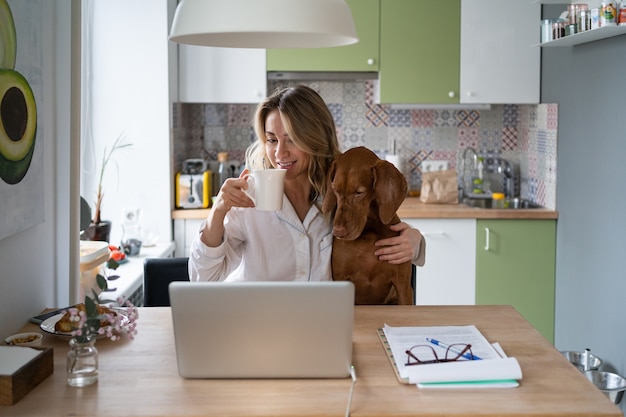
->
[[175, 159, 211, 209]]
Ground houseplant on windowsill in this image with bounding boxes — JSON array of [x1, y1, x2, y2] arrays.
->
[[82, 134, 132, 242]]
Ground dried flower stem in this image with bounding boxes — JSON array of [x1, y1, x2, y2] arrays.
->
[[92, 134, 132, 225]]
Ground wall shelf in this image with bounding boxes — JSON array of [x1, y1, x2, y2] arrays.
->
[[532, 0, 601, 3], [537, 25, 626, 47], [533, 0, 626, 46]]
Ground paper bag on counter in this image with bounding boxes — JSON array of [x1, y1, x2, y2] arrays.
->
[[420, 169, 458, 204]]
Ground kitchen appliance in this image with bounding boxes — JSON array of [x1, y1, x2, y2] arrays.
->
[[175, 159, 211, 209]]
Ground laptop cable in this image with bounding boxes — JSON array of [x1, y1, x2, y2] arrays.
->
[[345, 365, 357, 417]]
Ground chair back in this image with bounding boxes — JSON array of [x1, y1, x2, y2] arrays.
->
[[143, 257, 189, 306]]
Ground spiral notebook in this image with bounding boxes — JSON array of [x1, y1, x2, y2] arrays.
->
[[377, 325, 522, 388], [169, 281, 355, 379]]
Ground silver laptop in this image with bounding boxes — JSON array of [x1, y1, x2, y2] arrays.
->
[[169, 281, 355, 379]]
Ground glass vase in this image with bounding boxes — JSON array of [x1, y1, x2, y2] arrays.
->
[[67, 336, 98, 387]]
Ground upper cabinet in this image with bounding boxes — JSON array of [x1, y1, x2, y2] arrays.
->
[[460, 0, 540, 104], [178, 0, 541, 105], [378, 0, 540, 104], [178, 45, 266, 103], [378, 0, 461, 104], [266, 0, 380, 72]]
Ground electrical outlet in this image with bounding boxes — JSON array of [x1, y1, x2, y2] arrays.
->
[[421, 160, 449, 172]]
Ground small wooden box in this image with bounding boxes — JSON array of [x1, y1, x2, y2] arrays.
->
[[0, 347, 53, 406]]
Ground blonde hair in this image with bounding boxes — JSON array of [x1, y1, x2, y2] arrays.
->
[[246, 85, 341, 201]]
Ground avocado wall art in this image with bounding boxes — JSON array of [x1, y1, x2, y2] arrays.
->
[[0, 0, 44, 240]]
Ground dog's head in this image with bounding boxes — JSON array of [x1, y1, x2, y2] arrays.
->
[[322, 147, 407, 240]]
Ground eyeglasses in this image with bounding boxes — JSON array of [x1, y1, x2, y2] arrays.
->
[[405, 343, 475, 366]]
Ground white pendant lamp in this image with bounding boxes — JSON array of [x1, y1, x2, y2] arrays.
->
[[169, 0, 359, 48]]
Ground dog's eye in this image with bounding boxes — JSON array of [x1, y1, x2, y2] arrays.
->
[[354, 187, 367, 196]]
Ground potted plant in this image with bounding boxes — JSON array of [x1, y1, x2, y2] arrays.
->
[[65, 265, 139, 387], [82, 134, 132, 242]]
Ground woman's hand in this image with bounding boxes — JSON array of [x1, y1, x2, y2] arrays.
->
[[373, 222, 423, 265], [199, 169, 255, 248], [211, 168, 255, 212]]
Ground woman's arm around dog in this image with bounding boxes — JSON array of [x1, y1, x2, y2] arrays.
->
[[373, 222, 426, 266]]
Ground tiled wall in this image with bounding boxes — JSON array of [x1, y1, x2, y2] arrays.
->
[[172, 80, 557, 209]]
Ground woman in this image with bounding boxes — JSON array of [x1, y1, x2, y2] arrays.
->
[[189, 85, 424, 282]]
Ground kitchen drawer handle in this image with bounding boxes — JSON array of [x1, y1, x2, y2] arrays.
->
[[484, 227, 490, 251], [423, 232, 447, 238]]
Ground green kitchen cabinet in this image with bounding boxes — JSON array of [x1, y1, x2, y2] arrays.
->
[[475, 220, 556, 343], [266, 0, 380, 72], [267, 0, 538, 104], [378, 0, 460, 104]]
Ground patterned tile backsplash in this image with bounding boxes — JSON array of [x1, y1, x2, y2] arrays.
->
[[172, 80, 557, 209]]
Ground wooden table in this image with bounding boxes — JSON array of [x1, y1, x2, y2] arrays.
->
[[1, 306, 620, 417]]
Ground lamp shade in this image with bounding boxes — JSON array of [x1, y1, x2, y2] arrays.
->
[[169, 0, 359, 48]]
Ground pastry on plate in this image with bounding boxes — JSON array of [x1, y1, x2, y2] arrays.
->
[[54, 303, 117, 333]]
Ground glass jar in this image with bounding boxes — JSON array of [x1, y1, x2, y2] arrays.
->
[[67, 336, 99, 387], [567, 3, 578, 24], [541, 19, 558, 43], [565, 23, 578, 36], [578, 5, 591, 31], [552, 20, 566, 40], [618, 1, 626, 24], [217, 151, 231, 188], [491, 193, 505, 209], [601, 2, 618, 26]]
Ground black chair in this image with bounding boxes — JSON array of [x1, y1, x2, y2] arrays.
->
[[411, 264, 417, 304], [143, 257, 190, 307], [143, 258, 416, 305]]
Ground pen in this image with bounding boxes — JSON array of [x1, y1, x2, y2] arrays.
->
[[426, 338, 482, 361]]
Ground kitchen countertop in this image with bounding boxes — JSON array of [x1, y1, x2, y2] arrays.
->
[[172, 198, 558, 220], [101, 241, 175, 306]]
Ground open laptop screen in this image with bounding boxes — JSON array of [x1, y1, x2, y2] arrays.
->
[[169, 281, 355, 379]]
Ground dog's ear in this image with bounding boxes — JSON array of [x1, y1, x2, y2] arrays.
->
[[373, 160, 408, 224], [322, 160, 337, 214]]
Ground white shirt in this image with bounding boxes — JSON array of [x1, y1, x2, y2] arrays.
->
[[188, 195, 333, 282]]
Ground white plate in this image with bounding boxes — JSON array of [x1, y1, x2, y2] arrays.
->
[[40, 307, 130, 339]]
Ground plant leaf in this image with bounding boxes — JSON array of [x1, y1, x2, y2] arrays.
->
[[107, 258, 120, 270], [96, 274, 108, 291], [85, 295, 98, 317]]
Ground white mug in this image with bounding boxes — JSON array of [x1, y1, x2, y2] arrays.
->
[[245, 169, 286, 211]]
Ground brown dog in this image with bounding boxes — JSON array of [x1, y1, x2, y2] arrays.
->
[[322, 147, 413, 305]]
